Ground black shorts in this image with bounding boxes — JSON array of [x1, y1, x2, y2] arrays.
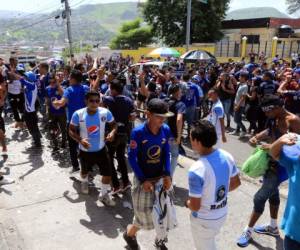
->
[[79, 147, 112, 176]]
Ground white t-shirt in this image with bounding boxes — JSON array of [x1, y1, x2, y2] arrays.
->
[[207, 99, 224, 136], [188, 149, 238, 220], [8, 80, 22, 95]]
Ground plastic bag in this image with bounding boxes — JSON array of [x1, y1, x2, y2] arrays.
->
[[241, 147, 269, 178]]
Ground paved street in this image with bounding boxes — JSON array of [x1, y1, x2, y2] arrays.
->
[[0, 122, 287, 250]]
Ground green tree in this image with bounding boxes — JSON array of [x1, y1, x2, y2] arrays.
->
[[142, 0, 230, 46], [110, 18, 153, 49], [286, 0, 300, 14]]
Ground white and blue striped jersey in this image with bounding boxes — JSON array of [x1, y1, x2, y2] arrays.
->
[[70, 107, 114, 152], [188, 149, 238, 220], [20, 78, 38, 113]]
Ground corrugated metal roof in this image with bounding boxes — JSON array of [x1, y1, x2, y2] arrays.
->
[[225, 7, 289, 20]]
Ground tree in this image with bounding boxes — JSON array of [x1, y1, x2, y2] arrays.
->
[[286, 0, 300, 14], [142, 0, 230, 46], [110, 18, 154, 49]]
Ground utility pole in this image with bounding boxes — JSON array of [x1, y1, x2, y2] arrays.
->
[[185, 0, 192, 52], [62, 0, 73, 57]]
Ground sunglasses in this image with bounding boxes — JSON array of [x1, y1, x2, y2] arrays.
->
[[261, 105, 275, 112], [88, 99, 100, 103]]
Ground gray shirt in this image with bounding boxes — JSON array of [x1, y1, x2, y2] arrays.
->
[[234, 83, 248, 107]]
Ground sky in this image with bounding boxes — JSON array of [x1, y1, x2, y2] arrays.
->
[[0, 0, 290, 14]]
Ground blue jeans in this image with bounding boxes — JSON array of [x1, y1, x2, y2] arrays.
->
[[284, 236, 300, 250], [253, 170, 280, 214], [185, 105, 196, 132], [234, 106, 246, 132], [170, 140, 179, 177], [221, 99, 231, 126]]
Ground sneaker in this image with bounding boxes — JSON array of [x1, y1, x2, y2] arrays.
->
[[239, 131, 247, 138], [81, 181, 89, 194], [122, 182, 132, 192], [155, 238, 168, 250], [254, 225, 280, 237], [123, 231, 139, 250], [99, 193, 116, 206], [69, 167, 80, 174], [0, 176, 15, 185], [237, 230, 252, 247], [230, 131, 240, 136]]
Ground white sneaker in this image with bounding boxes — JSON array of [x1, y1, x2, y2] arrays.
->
[[81, 181, 89, 194], [239, 131, 247, 138], [0, 176, 14, 185], [99, 193, 116, 206]]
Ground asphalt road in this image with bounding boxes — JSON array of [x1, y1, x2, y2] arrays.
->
[[0, 123, 287, 250]]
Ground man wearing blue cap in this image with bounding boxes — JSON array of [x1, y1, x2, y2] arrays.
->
[[12, 71, 41, 147]]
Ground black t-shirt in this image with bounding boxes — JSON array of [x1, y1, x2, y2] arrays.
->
[[258, 80, 278, 97], [167, 98, 186, 138], [102, 95, 134, 134]]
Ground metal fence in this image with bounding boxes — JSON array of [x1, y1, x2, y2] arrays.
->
[[215, 39, 300, 59]]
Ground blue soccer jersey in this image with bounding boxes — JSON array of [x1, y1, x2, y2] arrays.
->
[[128, 123, 171, 182], [188, 149, 238, 220], [70, 107, 114, 152], [279, 136, 300, 243]]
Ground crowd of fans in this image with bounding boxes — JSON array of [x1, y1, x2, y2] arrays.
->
[[0, 52, 299, 250]]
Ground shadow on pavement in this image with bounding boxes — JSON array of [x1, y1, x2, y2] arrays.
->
[[63, 180, 133, 239], [173, 186, 189, 207], [19, 148, 44, 180], [251, 236, 283, 250]]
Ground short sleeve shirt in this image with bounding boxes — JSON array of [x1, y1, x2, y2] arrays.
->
[[63, 84, 90, 122], [70, 107, 114, 152], [279, 136, 300, 243], [188, 149, 238, 220], [207, 99, 224, 136], [234, 83, 248, 107]]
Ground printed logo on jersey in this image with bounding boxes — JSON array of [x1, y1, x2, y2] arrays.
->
[[101, 116, 107, 122], [130, 140, 137, 149], [147, 145, 161, 164], [216, 185, 226, 202], [87, 125, 99, 136]]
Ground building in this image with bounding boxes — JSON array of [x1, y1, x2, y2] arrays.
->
[[216, 7, 300, 59]]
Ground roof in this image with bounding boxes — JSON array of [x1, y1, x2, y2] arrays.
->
[[225, 7, 289, 20]]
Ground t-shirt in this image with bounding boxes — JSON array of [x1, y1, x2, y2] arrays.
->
[[234, 83, 248, 107], [188, 149, 238, 220], [167, 98, 186, 138], [128, 123, 171, 183], [46, 86, 65, 115], [20, 78, 38, 113], [207, 99, 224, 136], [183, 82, 200, 107], [8, 80, 22, 95], [70, 107, 114, 152], [63, 84, 90, 122], [279, 136, 300, 243], [258, 80, 278, 97], [38, 73, 50, 97], [102, 95, 134, 134]]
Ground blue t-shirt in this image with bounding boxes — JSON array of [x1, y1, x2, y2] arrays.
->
[[183, 82, 200, 107], [63, 84, 90, 122], [38, 73, 50, 98], [128, 123, 171, 182], [279, 136, 300, 243], [46, 86, 65, 115], [70, 107, 114, 152]]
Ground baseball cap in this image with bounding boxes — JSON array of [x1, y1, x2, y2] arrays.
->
[[147, 98, 174, 117], [260, 95, 283, 112]]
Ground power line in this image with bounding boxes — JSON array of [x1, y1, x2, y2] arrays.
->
[[3, 3, 63, 32], [1, 14, 58, 37]]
